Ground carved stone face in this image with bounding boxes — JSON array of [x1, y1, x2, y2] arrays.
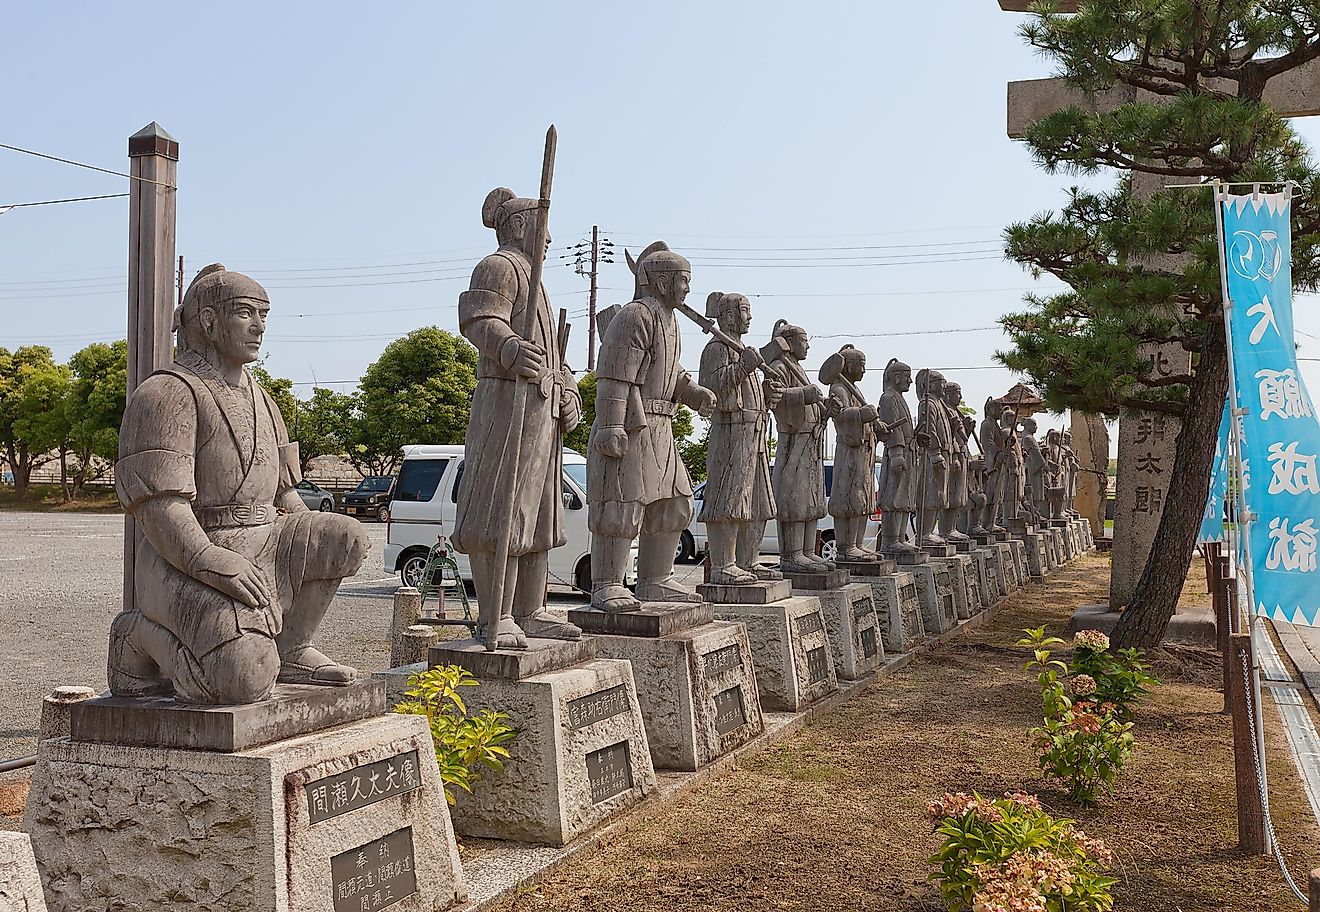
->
[[889, 366, 911, 392], [943, 385, 961, 407], [925, 375, 945, 399], [718, 298, 752, 336], [843, 351, 866, 383], [204, 298, 268, 367], [654, 271, 691, 309], [504, 211, 551, 260], [786, 330, 809, 361], [1021, 417, 1038, 434]]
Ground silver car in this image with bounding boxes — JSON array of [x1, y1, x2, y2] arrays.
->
[[294, 479, 335, 512]]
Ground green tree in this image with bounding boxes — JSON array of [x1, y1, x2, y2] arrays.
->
[[675, 408, 707, 482], [564, 371, 596, 455], [348, 327, 478, 477], [61, 340, 127, 500], [250, 363, 298, 433], [0, 346, 70, 499], [295, 386, 356, 473], [999, 1, 1320, 647]]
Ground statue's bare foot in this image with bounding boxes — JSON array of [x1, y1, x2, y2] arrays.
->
[[278, 646, 356, 686], [839, 547, 878, 562], [921, 534, 947, 547], [519, 608, 582, 640], [803, 552, 834, 570], [945, 530, 971, 542], [636, 576, 701, 603], [591, 584, 641, 613], [710, 565, 756, 585], [779, 555, 821, 574], [752, 565, 784, 581], [882, 541, 921, 556]]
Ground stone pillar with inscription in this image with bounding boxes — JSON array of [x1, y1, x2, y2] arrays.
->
[[1070, 411, 1109, 542]]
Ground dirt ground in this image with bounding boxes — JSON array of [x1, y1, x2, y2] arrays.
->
[[487, 552, 1319, 912]]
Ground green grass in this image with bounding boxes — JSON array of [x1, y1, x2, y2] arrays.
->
[[0, 483, 120, 512]]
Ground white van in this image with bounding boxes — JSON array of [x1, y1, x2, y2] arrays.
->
[[682, 460, 883, 563], [383, 445, 634, 593]]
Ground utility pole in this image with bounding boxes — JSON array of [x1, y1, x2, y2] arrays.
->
[[570, 226, 613, 371]]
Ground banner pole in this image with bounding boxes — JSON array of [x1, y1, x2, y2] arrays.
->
[[1213, 179, 1272, 853]]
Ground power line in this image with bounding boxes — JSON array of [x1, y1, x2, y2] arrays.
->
[[0, 193, 128, 210], [603, 223, 1003, 240], [0, 142, 174, 188]]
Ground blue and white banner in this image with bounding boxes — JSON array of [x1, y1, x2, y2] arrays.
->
[[1221, 189, 1320, 624], [1198, 399, 1230, 545]]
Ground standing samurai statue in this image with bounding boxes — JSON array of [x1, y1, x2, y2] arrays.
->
[[939, 379, 973, 545], [978, 398, 1008, 535], [587, 242, 716, 611], [453, 187, 584, 647], [914, 368, 951, 547], [699, 292, 783, 584], [110, 265, 370, 704], [877, 358, 919, 557], [1020, 416, 1048, 526], [822, 345, 886, 561], [767, 320, 836, 573]]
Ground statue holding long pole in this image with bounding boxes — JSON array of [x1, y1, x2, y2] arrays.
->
[[452, 127, 583, 650]]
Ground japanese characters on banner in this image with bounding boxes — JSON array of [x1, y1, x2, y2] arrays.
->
[[1220, 189, 1320, 624], [1197, 399, 1231, 545]]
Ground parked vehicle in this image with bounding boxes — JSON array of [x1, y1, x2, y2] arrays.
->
[[384, 446, 637, 593], [343, 475, 394, 521], [682, 460, 882, 563], [294, 479, 335, 512]]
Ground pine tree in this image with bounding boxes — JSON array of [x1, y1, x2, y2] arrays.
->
[[1000, 1, 1320, 646]]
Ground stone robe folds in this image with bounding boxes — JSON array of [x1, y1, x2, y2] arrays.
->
[[588, 299, 695, 536], [770, 357, 828, 523], [116, 355, 367, 682], [916, 394, 952, 512], [828, 382, 877, 520], [453, 248, 571, 557], [945, 404, 970, 511], [698, 340, 774, 523], [877, 389, 917, 514]]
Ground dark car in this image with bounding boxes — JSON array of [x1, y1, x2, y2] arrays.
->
[[342, 475, 394, 521], [294, 479, 335, 512]]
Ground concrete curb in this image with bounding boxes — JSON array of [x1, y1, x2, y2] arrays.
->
[[457, 553, 1086, 910]]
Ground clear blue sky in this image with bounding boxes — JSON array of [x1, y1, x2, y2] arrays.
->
[[7, 1, 1320, 451]]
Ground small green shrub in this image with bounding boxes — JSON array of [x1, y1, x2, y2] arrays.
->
[[394, 664, 517, 805], [1018, 629, 1135, 805], [1067, 630, 1159, 722], [928, 791, 1116, 912]]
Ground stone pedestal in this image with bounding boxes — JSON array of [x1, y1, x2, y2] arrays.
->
[[892, 550, 929, 566], [970, 548, 1000, 605], [931, 556, 972, 621], [1060, 524, 1078, 560], [991, 543, 1017, 592], [1042, 530, 1060, 571], [39, 686, 96, 741], [835, 557, 897, 576], [712, 596, 838, 712], [862, 572, 924, 654], [568, 602, 711, 638], [429, 639, 655, 845], [922, 543, 957, 558], [910, 563, 958, 636], [952, 537, 975, 553], [582, 620, 764, 773], [801, 582, 883, 681], [26, 709, 465, 912], [1, 832, 46, 912], [1019, 532, 1047, 580], [1011, 540, 1031, 587], [782, 568, 850, 590], [696, 579, 791, 605]]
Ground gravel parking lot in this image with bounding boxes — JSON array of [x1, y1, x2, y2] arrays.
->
[[0, 511, 603, 765]]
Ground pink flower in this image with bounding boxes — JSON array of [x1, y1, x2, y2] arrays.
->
[[1068, 712, 1102, 734], [1074, 629, 1110, 651], [1067, 674, 1098, 697]]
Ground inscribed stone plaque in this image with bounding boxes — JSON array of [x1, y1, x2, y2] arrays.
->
[[860, 626, 878, 658], [712, 686, 747, 736], [330, 826, 417, 912], [854, 595, 875, 619], [796, 611, 825, 637], [900, 582, 918, 602], [806, 646, 829, 684], [586, 740, 633, 804], [304, 749, 422, 825], [566, 684, 630, 731], [703, 644, 743, 676]]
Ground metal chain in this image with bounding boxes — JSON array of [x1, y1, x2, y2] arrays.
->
[[1240, 648, 1309, 905]]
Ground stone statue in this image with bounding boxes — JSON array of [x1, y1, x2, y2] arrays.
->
[[877, 358, 918, 556], [1061, 429, 1080, 516], [914, 369, 951, 546], [766, 320, 835, 573], [977, 398, 1008, 534], [699, 292, 782, 584], [588, 242, 716, 611], [1044, 428, 1067, 520], [110, 265, 370, 704], [940, 380, 973, 544], [965, 455, 988, 535], [822, 346, 883, 561], [1019, 416, 1048, 525], [999, 408, 1025, 525], [452, 187, 584, 648]]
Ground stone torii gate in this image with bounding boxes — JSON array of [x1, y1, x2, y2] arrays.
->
[[995, 1, 1320, 610]]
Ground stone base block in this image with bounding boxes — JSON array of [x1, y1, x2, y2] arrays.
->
[[712, 596, 838, 712], [69, 681, 388, 753], [922, 543, 957, 558], [804, 582, 884, 681], [696, 579, 791, 605], [1008, 539, 1031, 587], [861, 572, 924, 654], [1066, 603, 1218, 647], [952, 538, 976, 553], [25, 714, 465, 912], [1, 832, 47, 912], [993, 529, 1011, 542], [431, 636, 595, 680], [782, 568, 851, 590], [893, 550, 930, 566], [990, 543, 1015, 592], [1050, 518, 1071, 528], [1061, 525, 1078, 560], [1020, 533, 1047, 580], [970, 548, 1001, 604], [373, 662, 427, 708], [448, 658, 656, 845], [568, 602, 713, 638], [930, 556, 972, 621], [835, 557, 897, 576], [587, 621, 763, 771], [910, 563, 958, 636]]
